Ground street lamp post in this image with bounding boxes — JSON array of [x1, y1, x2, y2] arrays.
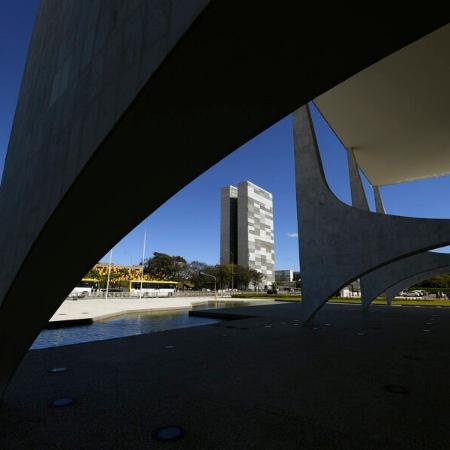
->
[[105, 249, 113, 299], [229, 251, 234, 292], [139, 230, 147, 300], [199, 271, 217, 301]]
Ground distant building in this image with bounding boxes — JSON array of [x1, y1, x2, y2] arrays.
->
[[275, 270, 293, 283], [275, 269, 300, 291], [220, 181, 274, 285], [340, 280, 361, 298]]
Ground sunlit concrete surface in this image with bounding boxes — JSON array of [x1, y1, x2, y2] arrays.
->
[[49, 297, 215, 323], [48, 297, 254, 323], [2, 303, 449, 449]]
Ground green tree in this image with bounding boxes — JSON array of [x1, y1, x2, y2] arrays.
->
[[413, 273, 450, 288], [186, 261, 210, 288], [271, 281, 279, 293], [249, 269, 264, 291], [233, 264, 251, 289], [201, 264, 233, 289], [219, 264, 233, 288], [144, 252, 188, 281]]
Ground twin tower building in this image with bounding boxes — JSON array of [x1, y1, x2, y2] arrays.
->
[[220, 181, 275, 285]]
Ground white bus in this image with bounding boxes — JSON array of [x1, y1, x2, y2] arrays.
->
[[127, 280, 178, 297], [70, 278, 99, 297]]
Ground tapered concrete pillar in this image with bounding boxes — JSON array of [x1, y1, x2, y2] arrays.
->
[[373, 186, 385, 214], [385, 265, 450, 304], [346, 150, 369, 308], [294, 104, 450, 323], [347, 148, 369, 210], [386, 293, 394, 306]]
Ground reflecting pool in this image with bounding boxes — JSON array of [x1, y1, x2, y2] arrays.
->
[[31, 300, 268, 350]]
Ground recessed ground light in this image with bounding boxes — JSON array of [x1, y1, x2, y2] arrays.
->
[[51, 397, 74, 407], [323, 323, 331, 327], [152, 426, 184, 442], [425, 322, 433, 325], [384, 384, 409, 394], [357, 332, 365, 336], [264, 325, 272, 328], [423, 329, 431, 332], [48, 367, 67, 373], [164, 345, 175, 349]]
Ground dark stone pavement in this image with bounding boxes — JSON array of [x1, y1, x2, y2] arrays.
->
[[1, 303, 449, 449]]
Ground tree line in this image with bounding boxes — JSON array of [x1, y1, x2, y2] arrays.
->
[[413, 274, 450, 289], [143, 252, 265, 290]]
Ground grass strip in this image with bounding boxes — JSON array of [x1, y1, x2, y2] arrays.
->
[[231, 294, 450, 307]]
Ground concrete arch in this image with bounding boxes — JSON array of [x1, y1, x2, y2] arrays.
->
[[360, 252, 450, 307], [345, 147, 450, 310], [385, 266, 450, 305], [293, 104, 450, 322], [0, 3, 446, 399]]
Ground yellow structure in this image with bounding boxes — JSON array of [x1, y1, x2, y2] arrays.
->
[[85, 263, 156, 286]]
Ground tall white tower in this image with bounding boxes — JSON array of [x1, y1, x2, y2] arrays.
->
[[220, 181, 274, 284]]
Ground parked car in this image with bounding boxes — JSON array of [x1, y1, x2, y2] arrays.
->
[[402, 290, 424, 297], [413, 290, 426, 296]]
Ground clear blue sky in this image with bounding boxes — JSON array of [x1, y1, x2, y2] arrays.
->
[[1, 2, 449, 271]]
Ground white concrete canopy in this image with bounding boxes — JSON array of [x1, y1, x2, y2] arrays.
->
[[315, 24, 450, 186]]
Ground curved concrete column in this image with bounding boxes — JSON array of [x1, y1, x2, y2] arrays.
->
[[360, 252, 450, 307], [345, 163, 450, 310], [347, 148, 369, 210], [294, 104, 450, 322], [385, 265, 450, 305], [355, 185, 450, 309]]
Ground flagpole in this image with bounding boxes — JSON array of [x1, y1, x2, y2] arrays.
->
[[105, 249, 113, 299], [139, 230, 147, 299]]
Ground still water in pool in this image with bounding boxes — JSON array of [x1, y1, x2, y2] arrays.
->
[[31, 301, 267, 350]]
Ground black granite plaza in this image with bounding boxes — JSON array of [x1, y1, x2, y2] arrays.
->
[[1, 303, 449, 449]]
